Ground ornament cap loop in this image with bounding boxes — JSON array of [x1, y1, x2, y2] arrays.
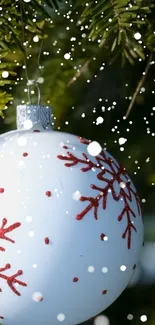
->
[[16, 105, 53, 130]]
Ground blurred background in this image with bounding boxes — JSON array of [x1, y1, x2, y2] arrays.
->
[[1, 0, 155, 325]]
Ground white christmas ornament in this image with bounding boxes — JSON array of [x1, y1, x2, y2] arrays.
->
[[0, 105, 144, 325]]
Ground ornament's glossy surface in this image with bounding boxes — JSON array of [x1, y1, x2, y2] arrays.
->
[[0, 106, 143, 325]]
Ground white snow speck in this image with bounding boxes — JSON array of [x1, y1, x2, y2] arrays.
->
[[17, 136, 27, 146], [87, 141, 102, 156], [72, 191, 81, 200], [2, 71, 9, 78], [25, 216, 32, 223], [96, 116, 104, 125], [127, 314, 134, 320], [118, 137, 127, 145], [101, 267, 108, 273], [64, 53, 70, 60], [29, 231, 34, 237], [134, 32, 141, 40], [140, 315, 147, 322], [57, 314, 66, 322], [33, 35, 39, 43], [120, 265, 127, 271], [120, 182, 126, 189], [32, 292, 43, 302], [94, 315, 110, 325], [88, 266, 95, 273], [23, 120, 33, 130]]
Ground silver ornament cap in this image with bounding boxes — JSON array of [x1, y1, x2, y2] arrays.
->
[[16, 105, 53, 130]]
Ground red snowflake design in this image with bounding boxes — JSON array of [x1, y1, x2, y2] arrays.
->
[[57, 136, 142, 250], [0, 217, 27, 319], [0, 218, 21, 252], [0, 263, 27, 296]]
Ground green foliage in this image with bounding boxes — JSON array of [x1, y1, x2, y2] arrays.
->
[[0, 50, 15, 114], [77, 0, 155, 64], [0, 0, 52, 115], [0, 0, 155, 116], [0, 91, 13, 117], [5, 11, 98, 128]]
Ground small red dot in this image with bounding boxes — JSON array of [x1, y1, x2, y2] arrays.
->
[[44, 237, 50, 245], [100, 233, 105, 241], [23, 152, 28, 157], [0, 188, 4, 193], [6, 263, 11, 268], [45, 191, 52, 197], [102, 290, 107, 295], [73, 277, 79, 282], [18, 270, 23, 275], [33, 130, 41, 132], [133, 264, 136, 270], [63, 146, 68, 149]]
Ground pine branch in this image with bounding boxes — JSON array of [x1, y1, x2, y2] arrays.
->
[[76, 0, 155, 64], [125, 52, 153, 118], [67, 59, 91, 86], [0, 0, 53, 113], [0, 92, 13, 118]]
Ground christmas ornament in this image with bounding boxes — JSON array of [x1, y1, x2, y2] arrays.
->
[[0, 104, 144, 325]]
